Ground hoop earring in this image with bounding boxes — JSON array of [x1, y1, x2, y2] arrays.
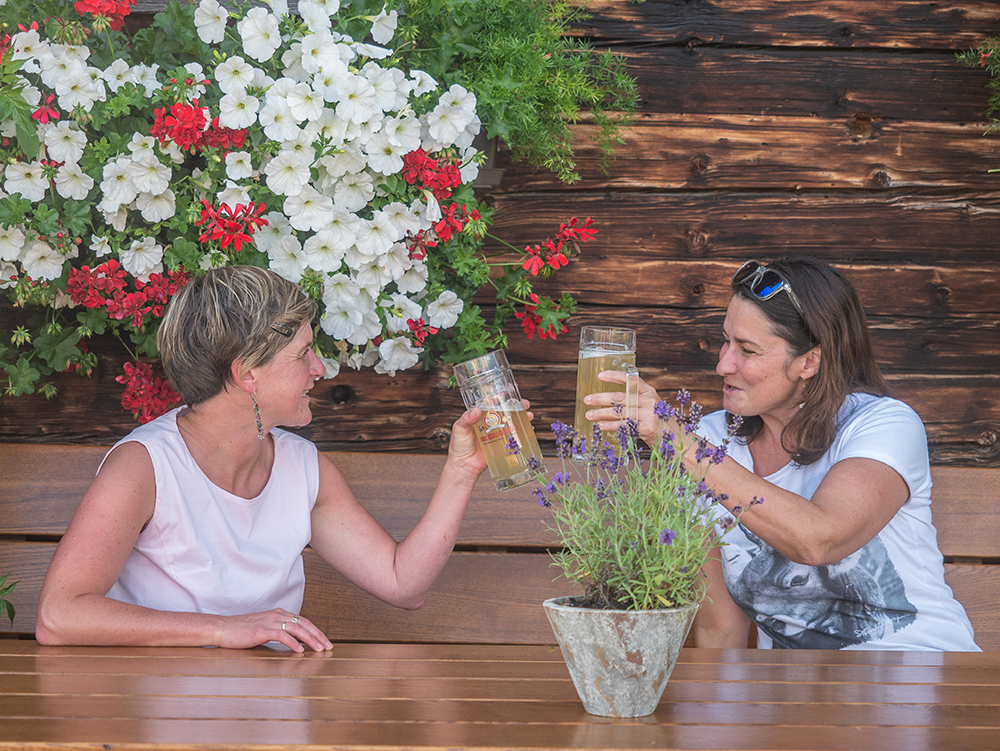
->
[[250, 392, 264, 440]]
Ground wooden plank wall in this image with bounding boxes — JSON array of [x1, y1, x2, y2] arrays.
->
[[1, 0, 999, 467]]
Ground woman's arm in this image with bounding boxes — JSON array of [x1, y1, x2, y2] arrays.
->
[[308, 408, 488, 610], [36, 442, 330, 652], [693, 552, 751, 648], [584, 371, 910, 567]]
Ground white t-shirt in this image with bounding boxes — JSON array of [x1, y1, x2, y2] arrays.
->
[[699, 394, 979, 651], [105, 407, 320, 621]]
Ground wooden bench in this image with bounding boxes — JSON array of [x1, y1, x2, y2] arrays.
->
[[1, 444, 998, 648]]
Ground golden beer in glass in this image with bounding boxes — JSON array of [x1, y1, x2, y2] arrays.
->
[[573, 327, 638, 450], [454, 350, 546, 491]]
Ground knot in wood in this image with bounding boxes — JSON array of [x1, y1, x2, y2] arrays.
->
[[848, 113, 874, 139], [329, 384, 355, 405], [431, 427, 452, 450], [934, 285, 951, 300], [691, 282, 705, 296], [870, 171, 891, 188], [690, 154, 710, 174], [685, 229, 710, 254], [698, 338, 711, 351], [977, 431, 997, 447]]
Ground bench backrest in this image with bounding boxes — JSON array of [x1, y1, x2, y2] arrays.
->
[[1, 445, 998, 648]]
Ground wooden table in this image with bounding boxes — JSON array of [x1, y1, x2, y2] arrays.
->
[[1, 640, 997, 750]]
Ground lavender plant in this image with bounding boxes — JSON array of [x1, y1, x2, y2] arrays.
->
[[530, 391, 759, 611]]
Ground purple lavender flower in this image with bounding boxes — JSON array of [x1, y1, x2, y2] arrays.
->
[[659, 529, 676, 546], [527, 455, 543, 471], [552, 471, 570, 485], [533, 487, 550, 507], [676, 389, 691, 406], [505, 435, 520, 455], [653, 401, 673, 419]]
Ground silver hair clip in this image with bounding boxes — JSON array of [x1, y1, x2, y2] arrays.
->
[[271, 322, 294, 337]]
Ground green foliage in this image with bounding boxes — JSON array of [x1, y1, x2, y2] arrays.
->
[[391, 0, 639, 182], [0, 573, 17, 626], [960, 39, 1000, 136]]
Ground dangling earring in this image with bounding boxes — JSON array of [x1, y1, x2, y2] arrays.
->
[[250, 392, 264, 440]]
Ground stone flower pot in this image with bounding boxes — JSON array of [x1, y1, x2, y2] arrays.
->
[[543, 596, 699, 717]]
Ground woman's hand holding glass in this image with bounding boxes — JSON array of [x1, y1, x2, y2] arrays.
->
[[581, 370, 669, 448]]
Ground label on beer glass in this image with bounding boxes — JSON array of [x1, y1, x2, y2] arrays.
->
[[474, 405, 543, 484]]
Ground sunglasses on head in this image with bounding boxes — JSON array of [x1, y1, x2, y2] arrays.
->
[[731, 260, 807, 323]]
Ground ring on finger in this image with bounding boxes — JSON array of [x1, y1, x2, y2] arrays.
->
[[291, 616, 299, 624]]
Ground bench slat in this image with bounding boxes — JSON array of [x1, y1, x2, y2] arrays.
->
[[4, 542, 997, 650], [2, 445, 997, 556]]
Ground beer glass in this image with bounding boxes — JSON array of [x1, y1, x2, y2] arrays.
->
[[454, 350, 546, 491], [573, 327, 638, 449]]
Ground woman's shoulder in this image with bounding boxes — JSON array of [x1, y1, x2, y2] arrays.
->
[[837, 393, 924, 431]]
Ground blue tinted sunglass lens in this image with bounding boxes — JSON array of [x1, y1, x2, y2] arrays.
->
[[752, 271, 784, 299]]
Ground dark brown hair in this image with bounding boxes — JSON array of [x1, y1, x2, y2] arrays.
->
[[729, 257, 889, 465]]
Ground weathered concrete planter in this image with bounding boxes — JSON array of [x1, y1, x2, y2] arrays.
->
[[543, 596, 698, 717]]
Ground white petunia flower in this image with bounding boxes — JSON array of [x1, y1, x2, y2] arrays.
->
[[254, 211, 292, 253], [100, 157, 138, 207], [12, 29, 48, 73], [375, 336, 420, 375], [335, 74, 377, 124], [281, 42, 311, 83], [320, 147, 366, 179], [101, 202, 129, 232], [54, 68, 100, 111], [195, 0, 229, 44], [303, 230, 348, 273], [225, 151, 254, 180], [286, 82, 324, 122], [354, 256, 392, 288], [90, 235, 112, 257], [259, 99, 301, 141], [369, 8, 398, 45], [322, 272, 360, 309], [348, 308, 383, 345], [299, 0, 333, 33], [383, 113, 422, 153], [102, 59, 136, 91], [4, 161, 47, 202], [352, 42, 392, 60], [44, 121, 87, 164], [441, 84, 477, 116], [379, 242, 411, 282], [218, 89, 259, 129], [455, 111, 482, 150], [459, 145, 481, 183], [0, 261, 17, 289], [39, 53, 85, 90], [318, 355, 340, 379], [127, 133, 157, 159], [129, 153, 171, 195], [381, 201, 423, 237], [121, 237, 164, 280], [409, 69, 437, 96], [134, 63, 161, 97], [264, 150, 311, 196], [299, 32, 343, 76], [321, 299, 363, 340], [216, 181, 251, 207], [326, 206, 362, 249], [267, 0, 289, 18], [237, 7, 281, 63], [383, 292, 422, 333], [281, 129, 317, 162], [267, 234, 308, 282], [215, 55, 255, 95], [284, 185, 335, 232], [364, 130, 405, 176], [136, 189, 176, 223], [54, 163, 95, 200], [426, 103, 469, 146], [396, 260, 429, 294], [0, 224, 26, 262], [21, 240, 64, 281], [333, 171, 375, 212], [426, 290, 465, 329]]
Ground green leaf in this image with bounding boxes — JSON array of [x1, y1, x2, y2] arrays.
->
[[33, 328, 82, 372], [76, 307, 110, 337], [3, 357, 40, 397]]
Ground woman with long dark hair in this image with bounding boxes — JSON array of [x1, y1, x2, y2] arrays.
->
[[585, 257, 978, 650]]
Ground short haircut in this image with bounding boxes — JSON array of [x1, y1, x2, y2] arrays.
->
[[157, 266, 318, 405]]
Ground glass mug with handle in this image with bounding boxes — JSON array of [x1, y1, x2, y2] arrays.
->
[[454, 350, 546, 491], [573, 326, 639, 450]]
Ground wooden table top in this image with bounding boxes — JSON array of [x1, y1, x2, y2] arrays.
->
[[1, 640, 998, 750]]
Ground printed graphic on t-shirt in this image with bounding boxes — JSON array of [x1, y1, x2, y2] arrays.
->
[[727, 528, 917, 649]]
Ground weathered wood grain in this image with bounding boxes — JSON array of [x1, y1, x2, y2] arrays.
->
[[620, 48, 994, 122], [494, 114, 1000, 192], [485, 191, 1000, 266], [570, 0, 1000, 50]]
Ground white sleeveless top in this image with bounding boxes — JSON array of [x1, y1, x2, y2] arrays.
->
[[105, 407, 319, 618]]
